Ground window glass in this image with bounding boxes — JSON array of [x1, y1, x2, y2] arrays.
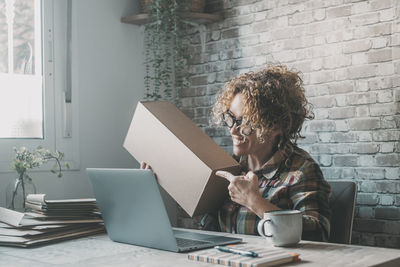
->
[[0, 0, 43, 138]]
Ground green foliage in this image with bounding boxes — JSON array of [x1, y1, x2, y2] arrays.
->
[[144, 0, 191, 102], [11, 146, 69, 180]]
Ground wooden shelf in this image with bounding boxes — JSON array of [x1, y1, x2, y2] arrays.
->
[[121, 12, 222, 25]]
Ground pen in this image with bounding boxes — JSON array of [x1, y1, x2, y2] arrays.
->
[[215, 246, 258, 258]]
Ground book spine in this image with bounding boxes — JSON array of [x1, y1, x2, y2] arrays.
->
[[188, 254, 232, 266], [188, 254, 208, 263], [25, 202, 46, 211]]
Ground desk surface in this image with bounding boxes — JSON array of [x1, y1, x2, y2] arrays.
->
[[1, 229, 399, 267]]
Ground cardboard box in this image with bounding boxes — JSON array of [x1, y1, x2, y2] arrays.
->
[[123, 101, 240, 217]]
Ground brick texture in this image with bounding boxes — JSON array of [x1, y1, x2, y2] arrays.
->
[[177, 0, 400, 249]]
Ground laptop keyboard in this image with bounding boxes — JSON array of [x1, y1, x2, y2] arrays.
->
[[175, 237, 211, 248]]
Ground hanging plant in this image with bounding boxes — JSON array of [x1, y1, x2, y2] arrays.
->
[[143, 0, 193, 102]]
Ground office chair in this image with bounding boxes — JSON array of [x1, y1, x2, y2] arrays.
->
[[328, 180, 357, 244]]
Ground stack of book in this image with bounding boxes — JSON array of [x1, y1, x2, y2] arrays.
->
[[0, 194, 105, 247]]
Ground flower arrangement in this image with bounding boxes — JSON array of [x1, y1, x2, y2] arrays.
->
[[6, 146, 69, 211], [11, 146, 69, 180]]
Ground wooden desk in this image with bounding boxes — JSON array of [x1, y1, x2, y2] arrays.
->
[[1, 229, 399, 266]]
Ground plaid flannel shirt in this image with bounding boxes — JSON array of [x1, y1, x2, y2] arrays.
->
[[218, 143, 331, 242]]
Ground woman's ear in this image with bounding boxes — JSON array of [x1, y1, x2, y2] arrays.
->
[[272, 123, 283, 133], [271, 125, 283, 148]]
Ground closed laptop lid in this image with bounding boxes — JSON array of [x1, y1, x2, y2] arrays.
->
[[87, 168, 179, 252]]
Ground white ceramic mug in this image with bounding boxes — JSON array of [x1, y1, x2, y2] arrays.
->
[[257, 210, 302, 247]]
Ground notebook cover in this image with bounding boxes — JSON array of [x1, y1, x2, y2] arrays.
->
[[188, 243, 300, 267]]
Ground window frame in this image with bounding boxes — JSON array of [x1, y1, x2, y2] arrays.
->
[[0, 0, 80, 173]]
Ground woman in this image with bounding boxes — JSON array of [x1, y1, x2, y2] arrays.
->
[[211, 65, 331, 242]]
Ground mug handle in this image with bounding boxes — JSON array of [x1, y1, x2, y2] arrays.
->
[[257, 218, 272, 237]]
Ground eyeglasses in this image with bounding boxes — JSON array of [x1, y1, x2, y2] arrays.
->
[[222, 111, 253, 136]]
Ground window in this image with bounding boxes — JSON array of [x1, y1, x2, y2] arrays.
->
[[0, 0, 79, 171]]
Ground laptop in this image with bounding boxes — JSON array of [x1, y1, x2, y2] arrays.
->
[[86, 168, 242, 252]]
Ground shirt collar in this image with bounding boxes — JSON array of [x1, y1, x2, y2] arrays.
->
[[239, 142, 294, 180]]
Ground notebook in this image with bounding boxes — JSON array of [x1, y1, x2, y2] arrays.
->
[[86, 168, 242, 252], [188, 243, 300, 267]]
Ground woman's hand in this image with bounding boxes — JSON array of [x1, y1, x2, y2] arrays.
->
[[216, 170, 260, 208], [140, 161, 158, 182], [140, 161, 152, 170], [216, 170, 281, 218]]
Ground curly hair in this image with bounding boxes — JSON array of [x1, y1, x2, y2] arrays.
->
[[212, 64, 314, 146]]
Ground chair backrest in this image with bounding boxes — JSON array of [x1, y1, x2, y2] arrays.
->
[[328, 181, 357, 244]]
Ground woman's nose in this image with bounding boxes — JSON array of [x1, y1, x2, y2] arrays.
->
[[229, 123, 240, 135]]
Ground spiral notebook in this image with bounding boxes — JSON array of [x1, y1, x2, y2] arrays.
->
[[188, 243, 300, 267]]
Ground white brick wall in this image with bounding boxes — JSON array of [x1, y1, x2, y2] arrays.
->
[[178, 0, 400, 248]]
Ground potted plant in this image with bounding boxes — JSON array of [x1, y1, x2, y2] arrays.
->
[[6, 146, 69, 211], [143, 0, 200, 101], [141, 0, 205, 13]]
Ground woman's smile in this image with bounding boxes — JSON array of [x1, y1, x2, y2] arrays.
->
[[232, 135, 247, 145]]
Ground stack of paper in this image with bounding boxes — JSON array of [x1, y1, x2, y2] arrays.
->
[[0, 194, 105, 247]]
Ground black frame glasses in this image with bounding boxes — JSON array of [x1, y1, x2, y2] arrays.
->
[[222, 111, 253, 136]]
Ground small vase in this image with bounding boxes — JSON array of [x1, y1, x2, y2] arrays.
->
[[6, 174, 37, 212]]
